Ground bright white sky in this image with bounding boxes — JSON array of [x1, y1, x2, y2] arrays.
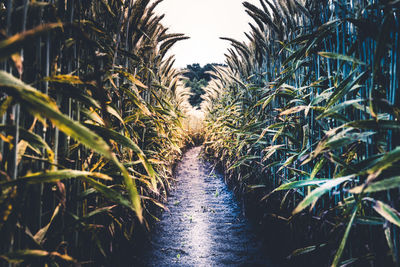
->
[[155, 0, 260, 68]]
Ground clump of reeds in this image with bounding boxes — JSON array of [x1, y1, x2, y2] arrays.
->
[[0, 0, 189, 265], [203, 0, 400, 266]]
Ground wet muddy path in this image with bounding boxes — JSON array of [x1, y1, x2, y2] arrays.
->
[[142, 147, 277, 267]]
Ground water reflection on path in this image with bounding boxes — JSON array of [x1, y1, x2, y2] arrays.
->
[[143, 147, 276, 267]]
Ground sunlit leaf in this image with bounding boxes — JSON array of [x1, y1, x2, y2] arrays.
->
[[318, 52, 366, 65], [34, 204, 61, 244], [293, 176, 354, 215], [364, 198, 400, 227], [0, 170, 112, 188], [0, 249, 76, 264], [331, 205, 358, 267], [81, 176, 133, 211], [350, 176, 400, 194]]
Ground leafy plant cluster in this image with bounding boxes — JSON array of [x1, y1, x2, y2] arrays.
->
[[0, 0, 190, 265], [203, 0, 400, 266]]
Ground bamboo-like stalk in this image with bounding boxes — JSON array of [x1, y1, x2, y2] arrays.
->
[[0, 0, 189, 265], [203, 0, 400, 265]]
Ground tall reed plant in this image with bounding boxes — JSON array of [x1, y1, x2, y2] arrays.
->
[[203, 0, 400, 266], [0, 0, 189, 265]]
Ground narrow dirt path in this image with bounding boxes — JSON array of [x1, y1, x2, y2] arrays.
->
[[143, 146, 277, 267]]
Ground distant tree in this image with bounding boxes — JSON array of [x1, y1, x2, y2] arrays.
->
[[182, 63, 226, 107], [185, 78, 207, 107], [185, 63, 202, 80]]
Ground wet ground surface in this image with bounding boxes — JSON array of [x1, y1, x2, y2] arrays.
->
[[142, 147, 277, 267]]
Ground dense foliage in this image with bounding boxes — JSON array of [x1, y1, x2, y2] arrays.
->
[[0, 0, 189, 265], [182, 63, 225, 107], [203, 0, 400, 266], [185, 78, 207, 107]]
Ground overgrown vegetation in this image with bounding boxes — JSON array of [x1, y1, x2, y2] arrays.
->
[[0, 0, 190, 265], [2, 0, 400, 266], [203, 0, 400, 266]]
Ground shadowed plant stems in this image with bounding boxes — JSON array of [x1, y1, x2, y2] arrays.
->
[[203, 0, 400, 266], [0, 0, 191, 266]]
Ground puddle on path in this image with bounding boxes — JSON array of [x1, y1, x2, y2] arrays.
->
[[142, 146, 277, 267]]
